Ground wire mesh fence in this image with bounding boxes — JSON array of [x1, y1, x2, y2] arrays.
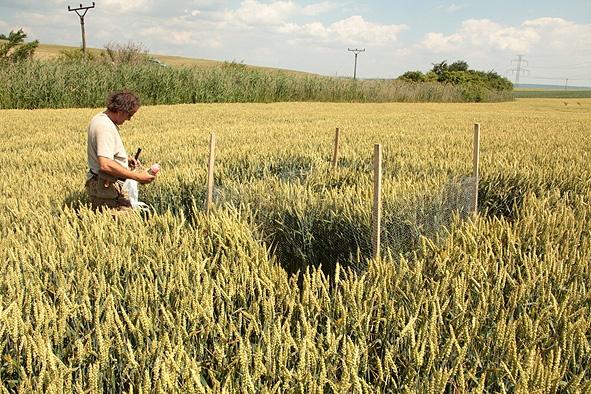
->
[[207, 175, 476, 275], [380, 175, 475, 257]]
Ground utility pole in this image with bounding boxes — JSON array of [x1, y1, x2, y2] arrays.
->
[[348, 48, 365, 80], [68, 2, 95, 54], [565, 78, 569, 91], [507, 54, 529, 87]]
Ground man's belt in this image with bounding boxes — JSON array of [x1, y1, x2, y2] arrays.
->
[[89, 169, 125, 182]]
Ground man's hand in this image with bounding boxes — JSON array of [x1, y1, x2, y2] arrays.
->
[[98, 156, 154, 184], [134, 171, 155, 184]]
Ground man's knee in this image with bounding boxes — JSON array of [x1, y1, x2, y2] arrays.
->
[[86, 178, 132, 211], [88, 194, 132, 211]]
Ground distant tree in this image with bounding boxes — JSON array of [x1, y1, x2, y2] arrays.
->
[[398, 70, 426, 82], [448, 60, 469, 72], [0, 29, 39, 63], [397, 59, 513, 101], [431, 60, 449, 79], [483, 70, 513, 91], [424, 71, 439, 82]]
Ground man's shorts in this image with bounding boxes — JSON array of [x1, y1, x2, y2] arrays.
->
[[85, 176, 132, 211]]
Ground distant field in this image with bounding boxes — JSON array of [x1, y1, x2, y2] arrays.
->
[[513, 88, 591, 99], [34, 42, 313, 75], [35, 43, 231, 68]]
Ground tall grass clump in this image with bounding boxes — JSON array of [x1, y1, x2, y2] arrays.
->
[[0, 60, 511, 109]]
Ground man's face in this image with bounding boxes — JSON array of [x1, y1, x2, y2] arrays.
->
[[114, 105, 139, 125]]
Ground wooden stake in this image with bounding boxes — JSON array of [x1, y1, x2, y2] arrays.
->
[[206, 133, 216, 214], [472, 123, 480, 214], [372, 144, 382, 260], [332, 127, 340, 169]]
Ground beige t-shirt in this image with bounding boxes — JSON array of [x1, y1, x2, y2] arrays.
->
[[87, 112, 128, 180]]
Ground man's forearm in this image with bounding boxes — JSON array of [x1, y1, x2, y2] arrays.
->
[[98, 157, 138, 181]]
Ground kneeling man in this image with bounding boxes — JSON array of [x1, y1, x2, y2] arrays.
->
[[86, 90, 154, 211]]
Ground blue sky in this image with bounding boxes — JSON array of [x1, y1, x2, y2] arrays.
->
[[1, 0, 590, 86]]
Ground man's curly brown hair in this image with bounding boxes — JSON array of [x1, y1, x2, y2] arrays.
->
[[106, 90, 141, 113]]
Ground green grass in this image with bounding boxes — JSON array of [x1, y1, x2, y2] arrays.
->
[[513, 89, 591, 99]]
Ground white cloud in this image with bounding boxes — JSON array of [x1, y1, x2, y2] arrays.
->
[[421, 18, 546, 53], [18, 12, 69, 27], [522, 17, 591, 52], [420, 32, 463, 52], [208, 38, 223, 48], [421, 17, 591, 59], [460, 19, 539, 52], [447, 3, 463, 13], [2, 12, 68, 41], [218, 0, 400, 47], [522, 17, 570, 29], [276, 22, 298, 34], [332, 16, 407, 44], [279, 16, 407, 45], [101, 0, 148, 13], [169, 31, 194, 45], [294, 21, 330, 38], [302, 2, 336, 16], [225, 0, 297, 26], [435, 2, 465, 13], [140, 26, 194, 45], [395, 47, 411, 57]]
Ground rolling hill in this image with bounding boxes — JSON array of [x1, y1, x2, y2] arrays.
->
[[33, 42, 314, 76]]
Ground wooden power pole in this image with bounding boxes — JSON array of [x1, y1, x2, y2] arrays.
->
[[348, 48, 365, 80], [68, 2, 95, 54]]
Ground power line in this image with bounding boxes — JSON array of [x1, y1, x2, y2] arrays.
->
[[529, 75, 590, 81], [524, 57, 591, 66], [568, 73, 591, 78], [529, 62, 591, 70], [522, 58, 590, 81]]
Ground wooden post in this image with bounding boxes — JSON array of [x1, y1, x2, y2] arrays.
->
[[206, 133, 216, 214], [331, 127, 340, 169], [372, 144, 382, 260], [472, 123, 480, 214], [80, 16, 87, 54]]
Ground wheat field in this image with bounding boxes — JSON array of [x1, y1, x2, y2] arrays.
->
[[1, 99, 590, 392]]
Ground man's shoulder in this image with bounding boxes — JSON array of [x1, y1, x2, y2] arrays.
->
[[89, 112, 116, 134], [90, 112, 110, 125]]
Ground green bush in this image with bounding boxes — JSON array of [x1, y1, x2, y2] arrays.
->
[[398, 70, 426, 83], [397, 60, 513, 102]]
